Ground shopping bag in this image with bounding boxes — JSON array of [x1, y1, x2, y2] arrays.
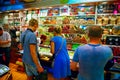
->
[[51, 59, 55, 68], [104, 58, 114, 71], [5, 72, 12, 80], [33, 70, 48, 80]]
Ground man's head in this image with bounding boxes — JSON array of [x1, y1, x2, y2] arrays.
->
[[86, 25, 103, 38], [0, 27, 3, 36], [29, 18, 38, 32]]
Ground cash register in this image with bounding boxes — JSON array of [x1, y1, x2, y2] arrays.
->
[[0, 64, 10, 76]]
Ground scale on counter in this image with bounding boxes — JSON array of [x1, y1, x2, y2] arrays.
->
[[106, 35, 120, 46], [0, 64, 10, 76]]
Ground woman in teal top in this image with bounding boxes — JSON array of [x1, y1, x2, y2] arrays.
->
[[50, 26, 71, 80]]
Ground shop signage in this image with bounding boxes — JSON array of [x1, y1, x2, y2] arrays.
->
[[0, 4, 24, 12], [24, 0, 61, 8], [21, 0, 35, 3], [60, 0, 69, 4], [68, 0, 115, 4]]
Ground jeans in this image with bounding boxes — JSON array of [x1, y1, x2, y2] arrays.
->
[[0, 47, 11, 66]]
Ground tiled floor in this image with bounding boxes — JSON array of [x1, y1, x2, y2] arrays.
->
[[0, 63, 54, 80]]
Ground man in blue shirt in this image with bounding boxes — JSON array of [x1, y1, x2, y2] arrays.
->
[[71, 25, 113, 80], [20, 18, 44, 80]]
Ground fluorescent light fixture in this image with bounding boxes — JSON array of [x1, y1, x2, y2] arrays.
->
[[63, 5, 68, 7], [35, 8, 40, 9], [15, 10, 19, 11], [24, 9, 28, 10], [48, 7, 52, 8], [6, 11, 10, 12], [80, 4, 86, 6], [101, 2, 107, 4]]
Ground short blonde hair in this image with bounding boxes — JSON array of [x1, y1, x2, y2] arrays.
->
[[54, 26, 62, 34], [29, 18, 38, 27]]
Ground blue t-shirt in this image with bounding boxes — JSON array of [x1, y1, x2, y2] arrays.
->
[[51, 36, 68, 55], [51, 36, 71, 78], [20, 29, 38, 67], [73, 44, 113, 80]]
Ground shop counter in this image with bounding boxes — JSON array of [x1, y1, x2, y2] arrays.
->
[[17, 50, 120, 79]]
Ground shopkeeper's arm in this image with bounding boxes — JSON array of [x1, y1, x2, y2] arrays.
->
[[29, 44, 44, 73], [0, 40, 11, 45], [0, 32, 11, 46]]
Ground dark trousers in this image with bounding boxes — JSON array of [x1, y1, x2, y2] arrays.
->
[[0, 47, 11, 66]]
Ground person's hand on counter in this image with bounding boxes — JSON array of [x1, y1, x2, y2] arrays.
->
[[70, 60, 79, 71]]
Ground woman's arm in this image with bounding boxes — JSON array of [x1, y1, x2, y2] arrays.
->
[[50, 41, 55, 54]]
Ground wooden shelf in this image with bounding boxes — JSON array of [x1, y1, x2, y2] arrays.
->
[[39, 24, 95, 26], [39, 14, 95, 18], [97, 13, 120, 16]]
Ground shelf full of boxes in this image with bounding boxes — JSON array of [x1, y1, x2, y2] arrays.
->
[[0, 1, 120, 59]]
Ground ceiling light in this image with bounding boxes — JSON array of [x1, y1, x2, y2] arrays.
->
[[48, 7, 52, 8]]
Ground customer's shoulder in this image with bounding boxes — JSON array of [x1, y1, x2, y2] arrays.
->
[[3, 31, 10, 35], [3, 31, 8, 33], [100, 45, 110, 48], [78, 44, 110, 49], [99, 45, 112, 52], [77, 44, 88, 49]]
